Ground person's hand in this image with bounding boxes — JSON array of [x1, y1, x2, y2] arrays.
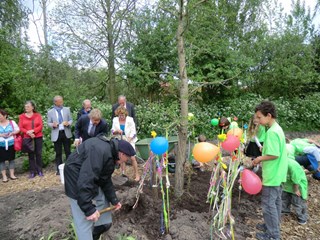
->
[[86, 210, 100, 222], [134, 175, 141, 182], [63, 121, 69, 127], [295, 189, 301, 197], [74, 139, 80, 147], [252, 157, 261, 166], [26, 130, 34, 135], [52, 122, 58, 128], [30, 133, 35, 138], [114, 202, 122, 211], [2, 133, 9, 138]]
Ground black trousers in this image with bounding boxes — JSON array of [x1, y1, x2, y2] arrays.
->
[[54, 131, 71, 171], [28, 137, 43, 174]]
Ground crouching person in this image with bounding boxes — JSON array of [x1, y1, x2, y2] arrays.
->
[[282, 157, 308, 225], [64, 133, 136, 240]]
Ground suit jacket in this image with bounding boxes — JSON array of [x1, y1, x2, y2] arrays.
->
[[111, 116, 137, 147], [47, 107, 73, 141], [111, 102, 136, 124], [75, 115, 109, 142]]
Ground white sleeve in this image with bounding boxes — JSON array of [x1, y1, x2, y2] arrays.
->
[[12, 120, 20, 132], [254, 136, 262, 148]]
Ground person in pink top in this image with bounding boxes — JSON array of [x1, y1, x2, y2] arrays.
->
[[19, 100, 44, 178]]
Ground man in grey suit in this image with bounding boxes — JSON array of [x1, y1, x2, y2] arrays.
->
[[47, 96, 73, 175], [111, 95, 137, 124]]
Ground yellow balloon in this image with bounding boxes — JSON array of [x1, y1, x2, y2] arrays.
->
[[193, 142, 220, 163], [227, 128, 243, 140]]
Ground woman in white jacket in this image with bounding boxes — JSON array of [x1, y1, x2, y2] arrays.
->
[[111, 106, 140, 181]]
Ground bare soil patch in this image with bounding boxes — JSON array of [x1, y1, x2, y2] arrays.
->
[[0, 132, 319, 240]]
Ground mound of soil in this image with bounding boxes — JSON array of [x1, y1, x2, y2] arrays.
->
[[0, 132, 319, 240]]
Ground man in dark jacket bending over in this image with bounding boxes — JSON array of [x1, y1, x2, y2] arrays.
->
[[64, 134, 136, 240]]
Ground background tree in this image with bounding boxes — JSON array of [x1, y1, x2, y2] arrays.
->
[[51, 0, 136, 103]]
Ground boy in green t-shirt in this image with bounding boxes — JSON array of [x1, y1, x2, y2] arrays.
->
[[282, 146, 308, 225], [252, 101, 288, 240], [289, 138, 320, 170]]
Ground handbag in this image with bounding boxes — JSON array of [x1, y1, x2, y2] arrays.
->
[[22, 138, 34, 153], [14, 135, 23, 151], [9, 120, 22, 151], [22, 120, 35, 153]]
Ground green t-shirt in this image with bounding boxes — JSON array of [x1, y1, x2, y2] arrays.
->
[[256, 125, 266, 143], [286, 144, 296, 160], [283, 159, 308, 200], [261, 122, 288, 186], [249, 125, 266, 143], [290, 138, 314, 155]]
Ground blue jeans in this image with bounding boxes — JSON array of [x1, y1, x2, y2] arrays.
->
[[261, 186, 282, 239]]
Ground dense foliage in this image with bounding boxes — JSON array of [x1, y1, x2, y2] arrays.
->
[[1, 0, 320, 169]]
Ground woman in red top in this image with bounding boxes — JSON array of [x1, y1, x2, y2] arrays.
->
[[19, 101, 44, 178]]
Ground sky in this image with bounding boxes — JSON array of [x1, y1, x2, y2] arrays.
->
[[24, 0, 319, 49]]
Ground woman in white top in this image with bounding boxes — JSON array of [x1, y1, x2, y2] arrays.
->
[[0, 109, 20, 182], [111, 106, 140, 181]]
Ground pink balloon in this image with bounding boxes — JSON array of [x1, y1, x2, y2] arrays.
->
[[221, 135, 240, 152], [241, 169, 262, 195]]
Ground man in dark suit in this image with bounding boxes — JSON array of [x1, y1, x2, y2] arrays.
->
[[111, 95, 137, 124], [74, 108, 109, 146], [76, 99, 92, 121]]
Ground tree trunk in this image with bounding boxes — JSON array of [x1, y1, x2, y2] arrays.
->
[[42, 0, 48, 47], [106, 0, 116, 103], [175, 0, 188, 198], [41, 0, 49, 84]]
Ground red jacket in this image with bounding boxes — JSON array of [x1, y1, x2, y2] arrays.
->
[[19, 113, 43, 138]]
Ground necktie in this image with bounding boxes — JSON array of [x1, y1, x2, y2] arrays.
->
[[56, 109, 63, 124], [89, 124, 96, 137]]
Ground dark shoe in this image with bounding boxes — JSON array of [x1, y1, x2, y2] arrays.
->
[[28, 173, 35, 179], [92, 223, 112, 240], [256, 223, 267, 232], [298, 219, 307, 225], [9, 176, 18, 180], [256, 232, 279, 240], [56, 171, 60, 176], [38, 172, 44, 177]]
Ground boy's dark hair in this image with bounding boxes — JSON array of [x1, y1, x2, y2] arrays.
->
[[255, 101, 277, 118], [219, 117, 230, 128], [198, 134, 206, 142]]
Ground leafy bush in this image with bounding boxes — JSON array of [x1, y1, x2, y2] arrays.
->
[[14, 93, 320, 173]]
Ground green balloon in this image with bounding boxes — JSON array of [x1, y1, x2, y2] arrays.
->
[[211, 118, 219, 126]]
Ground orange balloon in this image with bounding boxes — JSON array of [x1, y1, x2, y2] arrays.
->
[[193, 142, 220, 163], [227, 128, 243, 140]]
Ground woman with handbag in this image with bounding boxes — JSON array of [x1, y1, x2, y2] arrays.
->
[[0, 109, 20, 182], [19, 101, 44, 178]]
